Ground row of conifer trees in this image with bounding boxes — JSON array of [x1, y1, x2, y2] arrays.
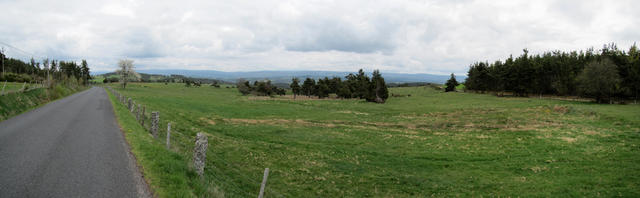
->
[[464, 43, 640, 103], [237, 69, 389, 103], [289, 69, 389, 103]]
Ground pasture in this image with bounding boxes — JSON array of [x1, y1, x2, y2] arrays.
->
[[108, 83, 640, 197]]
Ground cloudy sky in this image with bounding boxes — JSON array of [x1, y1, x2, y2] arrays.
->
[[0, 0, 638, 74]]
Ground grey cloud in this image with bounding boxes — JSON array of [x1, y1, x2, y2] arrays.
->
[[120, 28, 165, 58], [0, 0, 638, 74], [282, 15, 399, 54]]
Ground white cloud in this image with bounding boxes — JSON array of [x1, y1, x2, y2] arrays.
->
[[0, 0, 638, 75]]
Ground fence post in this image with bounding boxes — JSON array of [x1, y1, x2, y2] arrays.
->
[[151, 111, 159, 138], [127, 98, 132, 111], [193, 133, 208, 178], [258, 168, 270, 198], [131, 101, 136, 113], [141, 106, 146, 126], [136, 104, 141, 121], [166, 122, 171, 149], [20, 82, 26, 92]]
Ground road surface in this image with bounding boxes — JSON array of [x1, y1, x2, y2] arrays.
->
[[0, 87, 150, 198]]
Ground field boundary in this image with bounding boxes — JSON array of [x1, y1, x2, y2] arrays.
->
[[105, 86, 283, 197]]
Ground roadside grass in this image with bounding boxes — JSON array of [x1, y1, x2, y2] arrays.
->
[[110, 82, 640, 197], [106, 88, 223, 198], [0, 85, 85, 121]]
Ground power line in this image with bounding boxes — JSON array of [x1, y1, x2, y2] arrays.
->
[[0, 41, 45, 60]]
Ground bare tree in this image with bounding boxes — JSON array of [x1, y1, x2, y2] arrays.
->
[[117, 59, 139, 89]]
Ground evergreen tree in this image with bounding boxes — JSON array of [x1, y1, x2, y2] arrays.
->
[[81, 60, 90, 85], [370, 70, 388, 103], [354, 69, 370, 99], [302, 78, 316, 97], [337, 83, 352, 98], [290, 78, 301, 99], [445, 73, 459, 92], [315, 79, 330, 98]]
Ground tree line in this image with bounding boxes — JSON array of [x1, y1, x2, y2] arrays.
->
[[464, 43, 640, 103], [0, 50, 91, 86], [237, 69, 389, 103], [236, 79, 287, 96]]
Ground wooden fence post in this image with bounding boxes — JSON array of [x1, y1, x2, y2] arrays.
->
[[127, 98, 132, 111], [193, 133, 208, 178], [258, 168, 270, 198]]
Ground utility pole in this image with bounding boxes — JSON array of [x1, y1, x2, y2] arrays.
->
[[43, 58, 50, 87], [1, 47, 5, 77]]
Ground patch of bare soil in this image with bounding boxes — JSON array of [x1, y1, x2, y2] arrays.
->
[[560, 137, 578, 143], [248, 95, 357, 101], [337, 110, 369, 115]]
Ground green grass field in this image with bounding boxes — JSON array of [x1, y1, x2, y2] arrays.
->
[[1, 82, 31, 93], [107, 83, 640, 197]]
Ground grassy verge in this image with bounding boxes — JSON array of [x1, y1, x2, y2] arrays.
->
[[105, 88, 220, 198], [0, 85, 86, 121]]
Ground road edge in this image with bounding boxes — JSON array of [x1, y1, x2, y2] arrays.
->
[[103, 87, 155, 198]]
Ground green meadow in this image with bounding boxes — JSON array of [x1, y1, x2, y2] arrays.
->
[[1, 81, 31, 93], [107, 83, 640, 197]]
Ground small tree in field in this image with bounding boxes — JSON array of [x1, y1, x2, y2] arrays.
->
[[370, 70, 388, 103], [290, 78, 301, 99], [237, 79, 251, 95], [445, 73, 459, 92], [117, 59, 138, 89], [576, 59, 621, 103]]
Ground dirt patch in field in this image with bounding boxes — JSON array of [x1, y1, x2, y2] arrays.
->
[[248, 95, 358, 101], [552, 105, 571, 114], [560, 137, 578, 143], [337, 110, 369, 115], [584, 130, 611, 137], [199, 117, 217, 125]]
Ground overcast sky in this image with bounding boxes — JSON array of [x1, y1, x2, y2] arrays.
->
[[0, 0, 638, 74]]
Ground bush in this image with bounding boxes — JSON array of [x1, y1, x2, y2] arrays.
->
[[236, 79, 251, 95], [576, 59, 621, 103], [0, 72, 33, 82], [50, 84, 69, 99]]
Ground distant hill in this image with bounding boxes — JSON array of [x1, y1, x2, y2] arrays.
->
[[129, 69, 464, 84], [93, 69, 465, 84]]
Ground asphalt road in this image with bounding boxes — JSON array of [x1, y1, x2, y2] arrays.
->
[[0, 87, 150, 198]]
